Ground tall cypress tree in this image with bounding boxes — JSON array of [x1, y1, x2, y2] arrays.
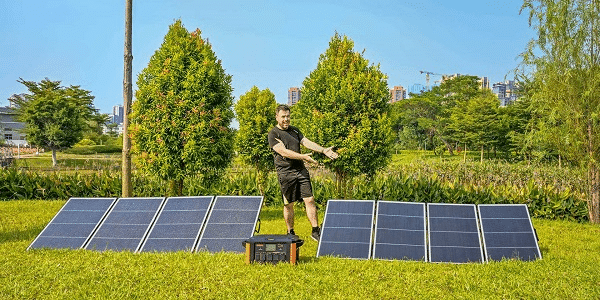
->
[[294, 33, 394, 194], [131, 20, 234, 196]]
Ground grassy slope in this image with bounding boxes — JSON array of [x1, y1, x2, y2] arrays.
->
[[1, 201, 600, 299]]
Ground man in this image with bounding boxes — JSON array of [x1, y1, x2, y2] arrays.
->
[[268, 104, 339, 241]]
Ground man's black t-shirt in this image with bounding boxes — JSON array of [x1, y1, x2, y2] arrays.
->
[[268, 125, 305, 172]]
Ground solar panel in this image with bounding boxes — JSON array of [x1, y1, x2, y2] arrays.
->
[[85, 197, 165, 252], [428, 203, 483, 263], [196, 196, 263, 253], [478, 204, 542, 261], [28, 198, 117, 250], [373, 201, 427, 261], [317, 200, 375, 259], [139, 196, 214, 253]]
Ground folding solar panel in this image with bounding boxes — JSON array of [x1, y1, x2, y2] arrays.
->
[[428, 203, 483, 263], [85, 197, 165, 252], [28, 198, 117, 250], [478, 204, 541, 261], [317, 200, 375, 259], [373, 201, 427, 261], [139, 196, 214, 253], [196, 196, 263, 253]]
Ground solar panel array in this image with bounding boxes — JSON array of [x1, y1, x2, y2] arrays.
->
[[29, 196, 262, 254], [317, 200, 541, 263], [30, 197, 541, 262]]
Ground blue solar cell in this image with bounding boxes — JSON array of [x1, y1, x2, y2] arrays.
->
[[140, 196, 213, 253], [428, 203, 483, 263], [317, 200, 375, 260], [373, 201, 426, 261], [28, 198, 116, 250], [478, 204, 541, 261], [196, 196, 263, 253], [85, 197, 165, 252]]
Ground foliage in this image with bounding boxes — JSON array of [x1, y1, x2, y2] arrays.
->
[[11, 78, 100, 167], [234, 86, 277, 195], [394, 75, 491, 155], [2, 201, 600, 299], [294, 33, 395, 184], [0, 165, 588, 222], [519, 0, 600, 223], [131, 20, 235, 196]]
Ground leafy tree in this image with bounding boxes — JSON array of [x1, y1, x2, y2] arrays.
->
[[12, 78, 99, 166], [131, 20, 234, 196], [519, 0, 600, 223], [234, 86, 277, 196], [294, 33, 395, 194], [396, 75, 486, 155], [448, 91, 501, 162]]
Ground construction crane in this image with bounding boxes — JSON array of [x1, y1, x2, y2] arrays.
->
[[419, 70, 443, 90]]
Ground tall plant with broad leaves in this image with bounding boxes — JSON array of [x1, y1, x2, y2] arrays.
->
[[293, 33, 395, 196], [234, 86, 277, 196], [518, 0, 600, 223], [131, 20, 234, 196]]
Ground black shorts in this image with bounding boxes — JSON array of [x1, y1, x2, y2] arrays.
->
[[277, 168, 313, 205]]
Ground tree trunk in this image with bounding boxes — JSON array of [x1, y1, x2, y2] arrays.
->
[[169, 179, 184, 196], [51, 149, 57, 167], [588, 121, 599, 224], [463, 143, 467, 162], [480, 145, 484, 163], [122, 0, 133, 197], [256, 168, 267, 197]]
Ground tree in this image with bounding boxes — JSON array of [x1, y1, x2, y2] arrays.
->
[[519, 0, 600, 223], [234, 86, 277, 196], [396, 75, 486, 155], [294, 33, 395, 194], [122, 0, 133, 197], [131, 20, 234, 196], [13, 78, 99, 167]]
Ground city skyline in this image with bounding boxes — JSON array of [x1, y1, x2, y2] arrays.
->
[[1, 1, 535, 115]]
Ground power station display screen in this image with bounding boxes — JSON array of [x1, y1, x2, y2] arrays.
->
[[265, 243, 276, 252]]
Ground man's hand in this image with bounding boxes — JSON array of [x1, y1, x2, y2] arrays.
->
[[322, 146, 339, 160], [301, 153, 318, 165]]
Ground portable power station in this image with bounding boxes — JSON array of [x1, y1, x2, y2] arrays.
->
[[242, 234, 304, 264]]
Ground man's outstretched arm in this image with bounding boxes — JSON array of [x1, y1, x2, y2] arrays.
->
[[272, 138, 318, 164], [301, 137, 339, 160]]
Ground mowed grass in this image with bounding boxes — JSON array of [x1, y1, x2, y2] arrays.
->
[[1, 200, 600, 299]]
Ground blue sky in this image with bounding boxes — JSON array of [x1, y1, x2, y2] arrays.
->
[[1, 0, 535, 116]]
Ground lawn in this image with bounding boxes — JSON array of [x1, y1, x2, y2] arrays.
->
[[1, 200, 599, 299]]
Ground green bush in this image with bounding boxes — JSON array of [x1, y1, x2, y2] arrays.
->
[[63, 144, 122, 155], [0, 168, 588, 222]]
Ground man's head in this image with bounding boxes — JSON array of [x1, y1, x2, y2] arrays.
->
[[275, 104, 291, 130]]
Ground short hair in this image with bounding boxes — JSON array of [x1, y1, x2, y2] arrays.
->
[[275, 104, 290, 115]]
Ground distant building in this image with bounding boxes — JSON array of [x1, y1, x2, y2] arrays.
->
[[389, 86, 406, 103], [288, 87, 301, 106], [0, 106, 27, 146], [408, 83, 426, 95], [492, 81, 519, 106], [112, 105, 124, 124], [479, 76, 490, 90]]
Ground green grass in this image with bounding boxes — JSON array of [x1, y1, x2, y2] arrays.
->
[[2, 201, 600, 299]]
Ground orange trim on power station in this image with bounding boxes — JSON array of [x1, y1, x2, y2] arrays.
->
[[290, 243, 297, 264], [245, 243, 251, 264]]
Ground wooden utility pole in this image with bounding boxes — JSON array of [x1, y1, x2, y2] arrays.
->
[[122, 0, 133, 197]]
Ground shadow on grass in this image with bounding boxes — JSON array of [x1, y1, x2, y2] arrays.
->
[[0, 225, 44, 244]]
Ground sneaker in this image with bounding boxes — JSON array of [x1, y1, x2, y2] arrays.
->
[[287, 229, 296, 236], [311, 227, 321, 241]]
